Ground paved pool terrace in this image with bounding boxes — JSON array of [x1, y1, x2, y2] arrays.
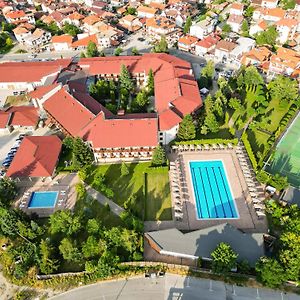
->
[[170, 150, 268, 233]]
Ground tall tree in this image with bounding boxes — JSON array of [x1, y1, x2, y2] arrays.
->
[[255, 26, 278, 46], [241, 20, 249, 36], [72, 137, 94, 169], [211, 242, 238, 274], [135, 89, 149, 108], [119, 64, 134, 92], [147, 69, 154, 96], [243, 66, 263, 87], [199, 60, 214, 88], [86, 41, 99, 57], [183, 16, 192, 34], [177, 114, 196, 141], [121, 162, 129, 176], [59, 238, 81, 262], [39, 239, 59, 274], [153, 36, 168, 53], [152, 145, 167, 166]]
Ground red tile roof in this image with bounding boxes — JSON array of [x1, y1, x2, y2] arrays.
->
[[28, 83, 60, 99], [5, 10, 25, 19], [6, 136, 62, 178], [158, 109, 182, 131], [0, 111, 10, 128], [52, 34, 73, 44], [5, 106, 39, 127], [43, 87, 96, 136], [79, 112, 158, 148], [72, 34, 98, 48], [0, 59, 71, 83]]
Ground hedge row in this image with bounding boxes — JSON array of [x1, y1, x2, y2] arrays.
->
[[241, 133, 258, 170], [175, 138, 238, 146]]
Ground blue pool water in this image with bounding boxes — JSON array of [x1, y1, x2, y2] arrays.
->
[[28, 191, 58, 208], [189, 160, 238, 219]]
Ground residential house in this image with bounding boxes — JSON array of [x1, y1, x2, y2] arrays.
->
[[215, 40, 237, 60], [119, 14, 142, 32], [178, 35, 198, 53], [268, 47, 300, 77], [82, 15, 101, 34], [249, 20, 268, 36], [24, 28, 52, 50], [63, 12, 84, 27], [253, 7, 285, 22], [230, 37, 256, 63], [189, 17, 217, 39], [5, 10, 35, 24], [227, 15, 244, 33], [229, 3, 244, 16], [12, 23, 34, 43], [145, 0, 165, 4], [275, 18, 298, 44], [261, 0, 278, 8], [241, 46, 272, 66], [195, 35, 220, 56], [146, 16, 176, 39], [71, 34, 99, 50], [137, 6, 157, 18], [52, 34, 73, 51]]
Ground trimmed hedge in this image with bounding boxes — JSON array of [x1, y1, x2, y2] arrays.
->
[[241, 133, 258, 170], [175, 138, 238, 146]]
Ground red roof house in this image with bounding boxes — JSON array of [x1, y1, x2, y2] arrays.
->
[[6, 136, 62, 178]]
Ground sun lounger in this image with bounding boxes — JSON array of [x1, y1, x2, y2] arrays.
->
[[256, 211, 266, 217]]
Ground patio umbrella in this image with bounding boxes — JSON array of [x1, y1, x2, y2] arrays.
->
[[204, 144, 210, 150], [184, 144, 189, 151], [197, 145, 202, 150], [227, 143, 233, 149]]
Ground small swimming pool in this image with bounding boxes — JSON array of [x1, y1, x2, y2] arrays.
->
[[189, 160, 238, 219], [28, 191, 58, 208]]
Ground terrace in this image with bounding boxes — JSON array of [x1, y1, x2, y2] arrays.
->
[[14, 173, 79, 217]]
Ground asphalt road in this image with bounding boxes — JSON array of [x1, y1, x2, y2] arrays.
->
[[49, 274, 300, 300]]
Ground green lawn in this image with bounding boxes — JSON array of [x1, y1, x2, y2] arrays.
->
[[145, 168, 172, 221], [88, 162, 172, 221], [247, 129, 271, 157]]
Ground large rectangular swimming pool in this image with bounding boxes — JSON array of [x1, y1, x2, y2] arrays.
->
[[28, 191, 58, 208], [189, 160, 238, 219]]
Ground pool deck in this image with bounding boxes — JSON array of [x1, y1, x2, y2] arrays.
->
[[14, 173, 79, 217], [145, 149, 267, 233]]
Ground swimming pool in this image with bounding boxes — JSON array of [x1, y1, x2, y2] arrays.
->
[[189, 160, 238, 219], [28, 191, 58, 208]]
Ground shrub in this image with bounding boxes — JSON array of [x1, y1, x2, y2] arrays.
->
[[241, 133, 257, 170], [175, 138, 238, 146]]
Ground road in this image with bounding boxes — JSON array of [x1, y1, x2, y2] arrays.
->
[[49, 274, 300, 300]]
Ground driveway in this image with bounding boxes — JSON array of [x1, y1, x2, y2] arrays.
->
[[49, 274, 300, 300]]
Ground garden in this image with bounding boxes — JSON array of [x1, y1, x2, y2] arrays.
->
[[88, 64, 155, 115]]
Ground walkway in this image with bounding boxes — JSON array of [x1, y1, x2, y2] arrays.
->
[[85, 185, 125, 216]]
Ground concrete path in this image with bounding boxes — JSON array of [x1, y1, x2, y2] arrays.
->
[[49, 273, 300, 300], [85, 185, 125, 216]]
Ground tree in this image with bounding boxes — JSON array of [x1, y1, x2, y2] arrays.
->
[[86, 41, 99, 57], [5, 37, 13, 47], [244, 6, 254, 18], [241, 20, 249, 36], [80, 51, 86, 58], [222, 24, 232, 34], [147, 69, 154, 96], [87, 218, 100, 235], [114, 47, 122, 56], [152, 36, 168, 53], [49, 210, 82, 236], [0, 178, 17, 207], [255, 257, 286, 287], [211, 242, 238, 274], [177, 114, 196, 141], [59, 238, 81, 262], [62, 23, 81, 36], [126, 6, 137, 15], [268, 75, 299, 104], [183, 16, 192, 34], [255, 26, 278, 46], [281, 0, 296, 9], [243, 66, 263, 87], [39, 239, 58, 274], [228, 97, 242, 112], [135, 89, 149, 108], [121, 162, 129, 176], [82, 236, 102, 258], [204, 113, 219, 133], [131, 47, 140, 56], [199, 60, 214, 88], [152, 145, 167, 166], [72, 137, 94, 169], [119, 64, 134, 92]]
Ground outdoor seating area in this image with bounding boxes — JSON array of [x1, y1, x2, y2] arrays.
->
[[235, 142, 266, 218], [171, 142, 234, 153], [95, 147, 154, 161], [169, 158, 185, 222]]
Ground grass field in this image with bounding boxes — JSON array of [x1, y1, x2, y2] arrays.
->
[[88, 163, 172, 221], [145, 168, 172, 221], [266, 113, 300, 187]]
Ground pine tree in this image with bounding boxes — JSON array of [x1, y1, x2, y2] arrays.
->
[[177, 114, 196, 141], [86, 41, 99, 57], [119, 64, 134, 92], [152, 145, 167, 166], [136, 89, 149, 108], [183, 16, 192, 34], [147, 69, 154, 96]]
